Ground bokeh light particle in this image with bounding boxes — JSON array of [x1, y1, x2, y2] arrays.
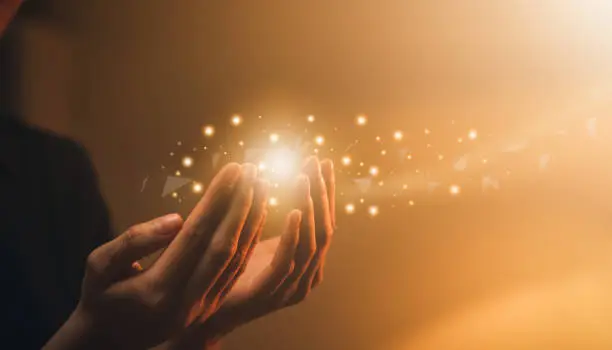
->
[[368, 205, 379, 217], [341, 156, 352, 166], [394, 130, 404, 141], [269, 133, 280, 144], [182, 156, 193, 168], [269, 197, 279, 207], [468, 129, 478, 140], [231, 115, 243, 126], [449, 184, 461, 195], [356, 115, 368, 126], [307, 115, 315, 123], [315, 135, 325, 146], [369, 166, 379, 176], [192, 182, 203, 193], [203, 125, 215, 137], [345, 203, 355, 214]]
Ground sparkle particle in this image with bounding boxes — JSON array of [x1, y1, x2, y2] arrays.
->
[[182, 156, 193, 168], [393, 130, 404, 141], [231, 115, 243, 126], [203, 125, 215, 137], [345, 203, 355, 214], [356, 115, 368, 126], [369, 166, 379, 177], [368, 205, 379, 217], [449, 184, 461, 195], [192, 182, 203, 193], [341, 156, 352, 166]]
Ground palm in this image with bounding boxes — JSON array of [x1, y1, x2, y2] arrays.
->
[[224, 236, 281, 303]]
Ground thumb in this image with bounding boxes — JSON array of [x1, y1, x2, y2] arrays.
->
[[85, 214, 183, 286]]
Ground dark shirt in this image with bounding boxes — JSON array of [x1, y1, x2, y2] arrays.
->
[[0, 115, 112, 349]]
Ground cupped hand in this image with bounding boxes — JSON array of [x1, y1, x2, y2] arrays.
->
[[164, 157, 336, 349], [45, 163, 269, 350]]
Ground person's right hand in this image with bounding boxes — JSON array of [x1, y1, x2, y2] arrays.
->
[[44, 163, 269, 350]]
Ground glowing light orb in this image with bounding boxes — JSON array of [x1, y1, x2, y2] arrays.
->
[[269, 133, 280, 144], [409, 200, 415, 206], [341, 156, 352, 166], [424, 128, 431, 135], [307, 115, 315, 123], [406, 154, 412, 160], [203, 125, 215, 137], [438, 154, 444, 160], [345, 203, 355, 214], [192, 182, 203, 193], [393, 131, 404, 141], [457, 137, 463, 143], [171, 192, 178, 198], [468, 129, 478, 140], [175, 170, 181, 176], [269, 197, 279, 207], [356, 115, 368, 126], [369, 166, 379, 177], [238, 141, 245, 147], [381, 150, 387, 156], [368, 205, 379, 217], [449, 184, 461, 195], [261, 148, 299, 180], [231, 115, 243, 126], [182, 156, 193, 168]]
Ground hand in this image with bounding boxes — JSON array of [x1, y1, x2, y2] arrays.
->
[[164, 157, 335, 349], [44, 163, 269, 350]]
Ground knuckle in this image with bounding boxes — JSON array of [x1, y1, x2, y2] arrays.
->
[[210, 240, 236, 262], [85, 250, 106, 276]]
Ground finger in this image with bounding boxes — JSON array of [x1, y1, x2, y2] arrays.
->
[[208, 179, 269, 303], [275, 176, 316, 296], [314, 159, 336, 286], [85, 213, 183, 287], [286, 158, 334, 302], [321, 159, 336, 229], [218, 207, 268, 302], [184, 163, 257, 306], [150, 163, 242, 289], [253, 209, 302, 295]]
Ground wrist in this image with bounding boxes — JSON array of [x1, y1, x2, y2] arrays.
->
[[44, 305, 114, 350]]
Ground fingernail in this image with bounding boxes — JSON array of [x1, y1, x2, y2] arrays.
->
[[158, 213, 183, 234], [290, 209, 303, 229], [305, 156, 321, 174]]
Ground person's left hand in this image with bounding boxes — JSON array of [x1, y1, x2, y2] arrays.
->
[[160, 157, 335, 349]]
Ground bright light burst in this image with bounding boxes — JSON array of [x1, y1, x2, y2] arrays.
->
[[307, 115, 315, 123], [394, 130, 404, 141]]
